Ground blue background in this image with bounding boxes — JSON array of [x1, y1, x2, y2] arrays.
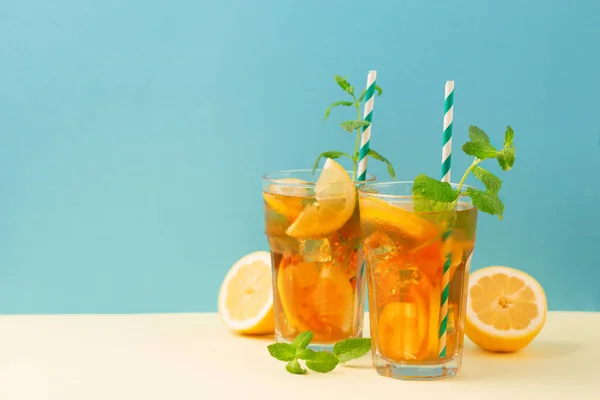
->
[[1, 0, 599, 314]]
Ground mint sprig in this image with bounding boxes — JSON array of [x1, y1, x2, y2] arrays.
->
[[315, 75, 395, 181], [291, 330, 314, 349], [267, 331, 371, 375], [333, 337, 372, 363], [413, 125, 516, 219]]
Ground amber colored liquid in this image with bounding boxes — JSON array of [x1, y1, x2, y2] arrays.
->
[[264, 192, 365, 344], [363, 205, 477, 363]]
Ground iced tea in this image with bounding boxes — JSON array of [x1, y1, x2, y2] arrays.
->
[[263, 165, 370, 347], [359, 182, 477, 379]]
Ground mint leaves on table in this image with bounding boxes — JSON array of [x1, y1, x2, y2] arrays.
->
[[267, 331, 371, 375], [332, 336, 372, 363], [314, 75, 395, 181], [412, 125, 516, 219]]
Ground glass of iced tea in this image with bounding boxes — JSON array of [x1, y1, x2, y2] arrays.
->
[[359, 181, 477, 380], [262, 159, 374, 350]]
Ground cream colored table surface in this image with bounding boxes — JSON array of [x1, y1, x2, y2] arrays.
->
[[0, 312, 598, 400]]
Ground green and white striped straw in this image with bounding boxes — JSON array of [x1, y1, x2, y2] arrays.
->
[[438, 80, 454, 358], [438, 231, 452, 357], [441, 81, 454, 183], [357, 70, 377, 182]]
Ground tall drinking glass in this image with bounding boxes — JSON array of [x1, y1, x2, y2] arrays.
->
[[359, 181, 477, 380], [262, 169, 374, 350]]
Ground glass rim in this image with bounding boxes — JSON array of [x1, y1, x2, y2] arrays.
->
[[358, 180, 477, 209], [262, 168, 376, 186]]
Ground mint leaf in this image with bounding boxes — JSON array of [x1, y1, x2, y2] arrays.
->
[[286, 359, 307, 375], [462, 141, 498, 159], [472, 166, 502, 195], [412, 175, 458, 217], [469, 126, 491, 143], [497, 126, 516, 171], [465, 187, 504, 218], [312, 151, 352, 172], [340, 120, 370, 133], [297, 348, 317, 360], [412, 197, 455, 214], [291, 331, 313, 350], [305, 351, 339, 373], [368, 149, 396, 179], [321, 75, 385, 181], [358, 85, 383, 102], [409, 125, 516, 219], [323, 100, 355, 121], [497, 148, 515, 171], [504, 125, 514, 148], [412, 174, 459, 203], [334, 75, 354, 97], [333, 338, 371, 363], [267, 343, 296, 362]]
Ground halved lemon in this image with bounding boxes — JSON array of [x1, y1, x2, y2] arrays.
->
[[286, 158, 356, 238], [218, 251, 274, 335], [465, 266, 547, 352]]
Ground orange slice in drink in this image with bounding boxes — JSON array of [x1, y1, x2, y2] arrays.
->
[[277, 258, 354, 340], [263, 178, 308, 220], [408, 237, 445, 288], [377, 276, 429, 361], [286, 159, 355, 238], [359, 196, 439, 240], [218, 251, 274, 334], [465, 266, 547, 352], [420, 272, 441, 359]]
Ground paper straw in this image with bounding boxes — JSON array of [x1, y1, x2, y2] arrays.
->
[[438, 81, 454, 358], [438, 231, 452, 357], [441, 81, 454, 183], [357, 71, 377, 182]]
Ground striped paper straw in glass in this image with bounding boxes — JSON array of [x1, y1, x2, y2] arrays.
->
[[441, 81, 454, 183], [438, 230, 452, 357], [438, 80, 454, 357], [357, 71, 377, 182]]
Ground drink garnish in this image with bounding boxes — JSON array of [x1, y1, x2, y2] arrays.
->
[[267, 331, 371, 375], [412, 125, 516, 218], [313, 75, 395, 181]]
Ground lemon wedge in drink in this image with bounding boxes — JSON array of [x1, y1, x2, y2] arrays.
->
[[465, 266, 547, 352], [286, 158, 356, 238]]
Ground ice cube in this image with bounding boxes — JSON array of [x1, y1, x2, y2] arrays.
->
[[398, 266, 422, 297], [269, 179, 312, 197], [299, 238, 332, 262], [363, 231, 398, 261], [268, 236, 300, 255]]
